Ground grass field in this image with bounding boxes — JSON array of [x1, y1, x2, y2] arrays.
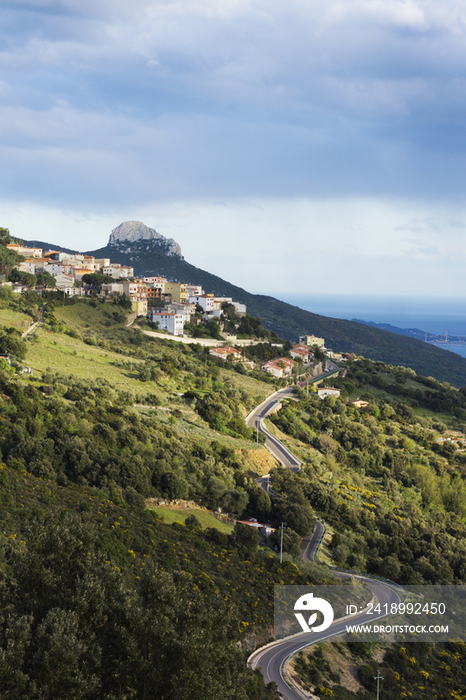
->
[[0, 307, 34, 332], [146, 506, 234, 533], [27, 328, 162, 395], [413, 406, 453, 424]]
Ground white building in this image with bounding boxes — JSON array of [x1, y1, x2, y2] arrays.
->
[[262, 357, 295, 379], [164, 302, 194, 323], [44, 262, 71, 276], [317, 387, 341, 399], [54, 273, 75, 289], [17, 259, 37, 275], [188, 294, 215, 312], [147, 310, 185, 336], [186, 284, 204, 296], [232, 302, 247, 315], [102, 264, 134, 279]]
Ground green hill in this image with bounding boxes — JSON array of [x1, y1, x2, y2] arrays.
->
[[89, 239, 466, 387], [23, 236, 466, 387]]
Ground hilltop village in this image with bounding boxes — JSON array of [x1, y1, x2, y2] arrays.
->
[[6, 241, 341, 381]]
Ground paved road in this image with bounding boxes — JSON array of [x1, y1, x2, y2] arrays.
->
[[246, 387, 301, 471], [246, 362, 339, 473], [246, 378, 406, 700], [249, 578, 401, 700], [300, 519, 325, 563]]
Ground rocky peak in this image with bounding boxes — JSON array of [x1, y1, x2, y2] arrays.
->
[[108, 221, 182, 258]]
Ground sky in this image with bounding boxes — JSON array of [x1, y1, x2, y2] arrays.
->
[[2, 0, 466, 297]]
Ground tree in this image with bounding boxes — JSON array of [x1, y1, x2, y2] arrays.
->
[[0, 514, 269, 700], [0, 226, 11, 246], [36, 271, 56, 289], [82, 273, 113, 295], [8, 269, 36, 288], [230, 522, 261, 551], [185, 514, 202, 530]]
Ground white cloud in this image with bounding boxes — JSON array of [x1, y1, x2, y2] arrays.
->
[[2, 0, 466, 301]]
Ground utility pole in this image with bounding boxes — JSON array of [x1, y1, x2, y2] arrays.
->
[[373, 670, 383, 700], [256, 420, 259, 446], [280, 522, 284, 563]]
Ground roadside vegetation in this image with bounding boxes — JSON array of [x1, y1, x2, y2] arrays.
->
[[2, 283, 466, 697]]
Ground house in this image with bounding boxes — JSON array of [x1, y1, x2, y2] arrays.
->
[[44, 262, 71, 276], [164, 282, 188, 303], [188, 294, 215, 313], [290, 344, 313, 363], [122, 280, 148, 315], [94, 258, 110, 268], [162, 303, 193, 323], [262, 357, 296, 379], [131, 299, 148, 316], [351, 399, 369, 408], [102, 264, 134, 279], [299, 334, 325, 348], [232, 302, 247, 315], [54, 273, 75, 290], [147, 310, 185, 336], [143, 276, 168, 284], [7, 244, 43, 258], [186, 284, 204, 297], [209, 347, 242, 362], [317, 387, 341, 399], [17, 258, 37, 275]]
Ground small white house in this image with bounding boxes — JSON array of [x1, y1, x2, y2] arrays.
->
[[317, 387, 341, 399]]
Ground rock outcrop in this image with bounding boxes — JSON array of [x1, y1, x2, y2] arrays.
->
[[108, 221, 182, 258]]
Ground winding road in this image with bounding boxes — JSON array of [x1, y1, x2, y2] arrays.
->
[[249, 577, 401, 700], [246, 363, 339, 473], [246, 387, 302, 472], [246, 374, 405, 700]]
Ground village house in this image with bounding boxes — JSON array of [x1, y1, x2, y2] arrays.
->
[[262, 357, 296, 379], [209, 347, 242, 362], [164, 282, 188, 303], [188, 293, 215, 312], [102, 264, 134, 279], [350, 399, 369, 408], [147, 310, 185, 336], [7, 244, 43, 258], [143, 276, 168, 285], [317, 387, 341, 399], [54, 273, 76, 290], [102, 282, 124, 295], [16, 258, 37, 275], [290, 344, 313, 363], [122, 280, 148, 315], [299, 334, 326, 348], [185, 284, 204, 297]]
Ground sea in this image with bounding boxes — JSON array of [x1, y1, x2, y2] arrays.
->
[[272, 293, 466, 360]]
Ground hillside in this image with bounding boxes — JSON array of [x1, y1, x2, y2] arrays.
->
[[22, 232, 466, 387], [2, 293, 466, 698]]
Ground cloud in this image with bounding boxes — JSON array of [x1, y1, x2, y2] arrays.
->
[[2, 0, 466, 298]]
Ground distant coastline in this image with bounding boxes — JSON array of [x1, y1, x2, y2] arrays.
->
[[269, 293, 466, 360]]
